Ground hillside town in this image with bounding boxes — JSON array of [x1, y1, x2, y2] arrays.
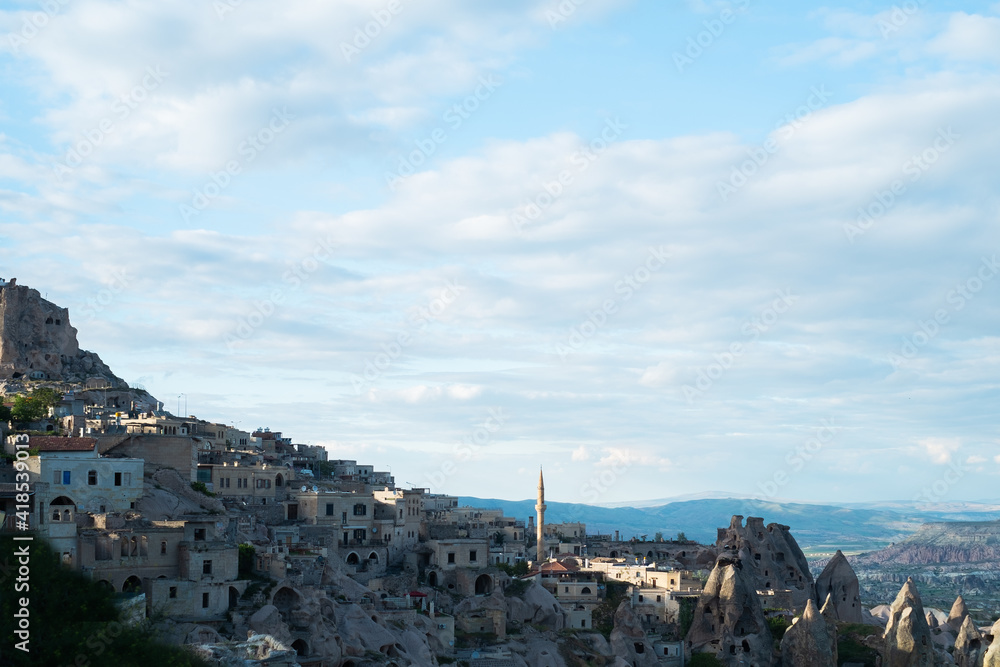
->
[[4, 280, 1000, 666]]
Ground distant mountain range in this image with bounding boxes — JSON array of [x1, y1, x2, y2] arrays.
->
[[459, 496, 1000, 554]]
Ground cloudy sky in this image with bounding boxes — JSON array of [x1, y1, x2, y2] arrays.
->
[[2, 0, 999, 505]]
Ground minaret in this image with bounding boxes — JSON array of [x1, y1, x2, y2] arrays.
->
[[535, 467, 546, 562]]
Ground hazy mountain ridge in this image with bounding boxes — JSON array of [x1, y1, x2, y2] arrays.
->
[[459, 496, 1000, 551]]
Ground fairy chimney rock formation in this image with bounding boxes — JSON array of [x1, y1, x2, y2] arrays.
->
[[883, 578, 935, 667], [686, 557, 773, 667], [0, 281, 121, 384], [983, 618, 1000, 667], [819, 593, 840, 664], [954, 615, 986, 667], [815, 549, 862, 623], [780, 598, 837, 667], [948, 595, 971, 633], [715, 515, 815, 610]]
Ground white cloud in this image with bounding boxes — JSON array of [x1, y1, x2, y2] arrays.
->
[[571, 445, 590, 462], [928, 13, 1000, 63], [598, 447, 672, 472], [917, 437, 962, 464]]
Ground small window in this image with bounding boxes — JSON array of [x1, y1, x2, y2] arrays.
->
[[63, 471, 71, 484], [202, 592, 209, 608], [115, 472, 122, 486], [447, 552, 456, 564], [161, 541, 167, 555], [169, 586, 177, 598], [470, 550, 477, 562], [203, 560, 212, 575], [88, 470, 97, 485], [326, 503, 334, 516], [194, 528, 206, 541]]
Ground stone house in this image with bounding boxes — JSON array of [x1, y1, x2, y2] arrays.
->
[[147, 517, 247, 621], [14, 435, 143, 564], [211, 461, 290, 504]]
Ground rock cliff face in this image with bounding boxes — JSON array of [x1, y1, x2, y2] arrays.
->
[[716, 515, 815, 610], [686, 557, 773, 666], [815, 549, 863, 623], [0, 282, 121, 384]]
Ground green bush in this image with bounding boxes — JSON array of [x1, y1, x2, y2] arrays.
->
[[768, 615, 790, 642], [190, 481, 215, 497], [690, 652, 725, 667]]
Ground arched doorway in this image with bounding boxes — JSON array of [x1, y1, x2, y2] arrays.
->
[[474, 574, 493, 595], [346, 552, 360, 566], [427, 571, 438, 587], [229, 586, 239, 609], [272, 586, 300, 612], [275, 474, 283, 487], [368, 551, 379, 564], [122, 576, 142, 593], [291, 639, 308, 656]]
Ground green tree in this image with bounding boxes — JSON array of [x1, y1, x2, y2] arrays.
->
[[11, 394, 47, 423], [678, 595, 698, 637], [654, 531, 664, 542], [30, 387, 63, 410], [0, 403, 11, 423], [0, 535, 210, 666], [676, 531, 687, 542]]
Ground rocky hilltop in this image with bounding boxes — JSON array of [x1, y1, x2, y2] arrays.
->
[[854, 520, 1000, 566], [0, 279, 122, 385], [847, 520, 1000, 625]]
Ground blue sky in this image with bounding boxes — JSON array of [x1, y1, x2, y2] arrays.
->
[[2, 0, 999, 505]]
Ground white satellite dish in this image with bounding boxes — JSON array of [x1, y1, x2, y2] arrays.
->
[[312, 485, 318, 492], [301, 486, 307, 492], [372, 527, 377, 533]]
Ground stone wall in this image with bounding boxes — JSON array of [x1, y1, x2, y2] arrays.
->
[[108, 435, 198, 481]]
